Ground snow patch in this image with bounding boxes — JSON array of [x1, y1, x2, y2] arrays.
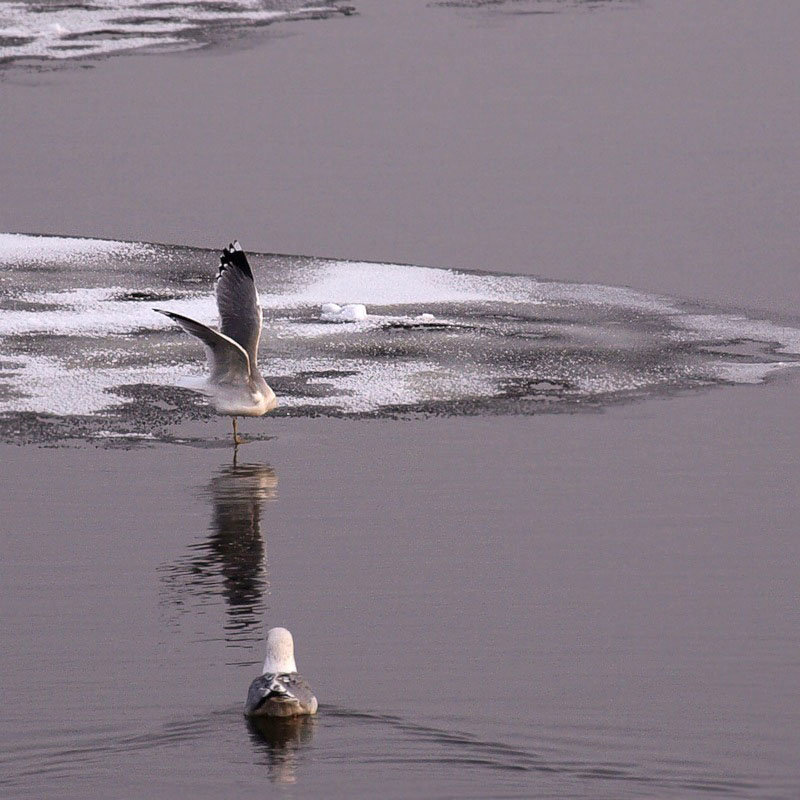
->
[[0, 233, 154, 266], [262, 260, 542, 309]]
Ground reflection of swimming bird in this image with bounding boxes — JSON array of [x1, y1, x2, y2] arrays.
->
[[246, 715, 315, 784], [245, 628, 318, 718], [162, 462, 276, 641], [155, 241, 277, 445]]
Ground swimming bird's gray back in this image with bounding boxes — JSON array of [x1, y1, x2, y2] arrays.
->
[[216, 242, 263, 370], [245, 672, 318, 718]]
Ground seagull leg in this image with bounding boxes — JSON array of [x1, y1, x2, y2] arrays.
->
[[232, 416, 247, 446]]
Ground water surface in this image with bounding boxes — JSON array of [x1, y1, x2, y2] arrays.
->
[[2, 396, 799, 798], [2, 0, 800, 796]]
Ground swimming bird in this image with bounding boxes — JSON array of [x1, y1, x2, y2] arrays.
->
[[245, 627, 318, 718], [155, 241, 277, 445]]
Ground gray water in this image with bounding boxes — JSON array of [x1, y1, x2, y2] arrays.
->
[[1, 240, 799, 798], [2, 399, 799, 798], [2, 0, 800, 797]]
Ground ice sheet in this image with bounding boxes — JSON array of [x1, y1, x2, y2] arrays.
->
[[2, 234, 799, 443]]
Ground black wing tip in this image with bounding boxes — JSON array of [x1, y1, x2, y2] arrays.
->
[[218, 239, 254, 280]]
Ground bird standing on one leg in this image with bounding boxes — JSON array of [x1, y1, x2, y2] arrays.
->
[[155, 241, 277, 445]]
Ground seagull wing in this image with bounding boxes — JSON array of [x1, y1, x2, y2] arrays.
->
[[244, 673, 317, 715], [216, 241, 262, 368], [154, 309, 251, 383], [245, 674, 274, 715], [283, 673, 318, 712]]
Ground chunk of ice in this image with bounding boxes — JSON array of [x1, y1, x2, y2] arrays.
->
[[320, 302, 368, 322]]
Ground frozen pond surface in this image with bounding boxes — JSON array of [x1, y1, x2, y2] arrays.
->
[[2, 1, 800, 797], [2, 233, 800, 445], [0, 0, 352, 65]]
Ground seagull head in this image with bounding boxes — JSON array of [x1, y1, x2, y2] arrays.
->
[[263, 626, 298, 674]]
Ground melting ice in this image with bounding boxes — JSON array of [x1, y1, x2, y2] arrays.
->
[[1, 232, 799, 444]]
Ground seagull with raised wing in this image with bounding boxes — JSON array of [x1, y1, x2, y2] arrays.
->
[[245, 627, 318, 718], [155, 241, 277, 445]]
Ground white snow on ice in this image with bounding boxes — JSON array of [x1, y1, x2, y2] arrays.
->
[[0, 353, 205, 416], [3, 234, 800, 422], [262, 259, 543, 309], [0, 233, 154, 266], [0, 2, 342, 63]]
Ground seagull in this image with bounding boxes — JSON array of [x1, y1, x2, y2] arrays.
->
[[155, 241, 277, 445], [245, 627, 318, 718]]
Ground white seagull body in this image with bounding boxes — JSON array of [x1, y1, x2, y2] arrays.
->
[[245, 627, 318, 718], [155, 241, 277, 443]]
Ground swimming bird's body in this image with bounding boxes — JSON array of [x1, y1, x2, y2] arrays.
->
[[245, 627, 318, 718], [155, 242, 276, 443]]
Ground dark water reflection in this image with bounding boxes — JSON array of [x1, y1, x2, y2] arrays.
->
[[246, 715, 316, 784], [160, 460, 277, 644]]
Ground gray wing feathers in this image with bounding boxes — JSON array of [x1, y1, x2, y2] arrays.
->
[[154, 309, 251, 383], [284, 674, 317, 711], [216, 242, 262, 367], [245, 674, 272, 715], [245, 673, 317, 715]]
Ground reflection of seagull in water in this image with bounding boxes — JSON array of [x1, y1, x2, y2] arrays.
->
[[245, 628, 318, 718], [206, 463, 277, 631], [246, 714, 315, 784], [155, 241, 277, 445], [161, 462, 276, 641]]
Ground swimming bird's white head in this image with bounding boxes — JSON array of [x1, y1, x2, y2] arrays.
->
[[262, 627, 298, 674]]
